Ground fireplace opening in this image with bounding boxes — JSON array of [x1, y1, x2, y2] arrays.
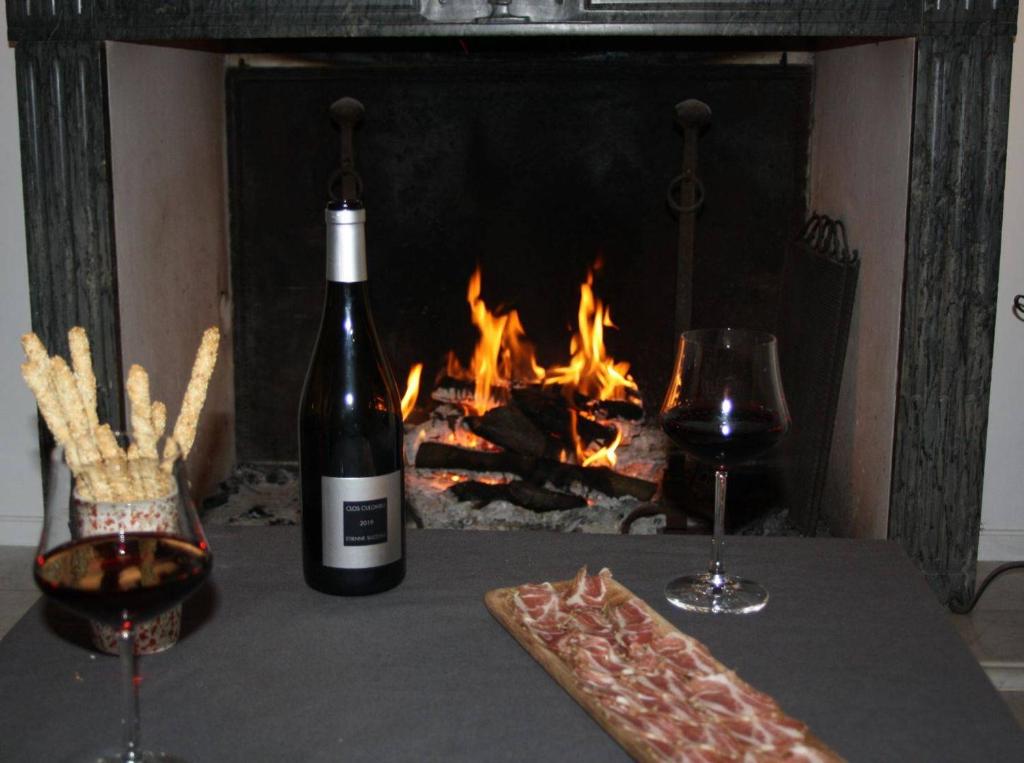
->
[[102, 37, 909, 543], [214, 41, 823, 533]]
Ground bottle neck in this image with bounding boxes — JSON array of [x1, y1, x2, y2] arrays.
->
[[325, 205, 367, 283]]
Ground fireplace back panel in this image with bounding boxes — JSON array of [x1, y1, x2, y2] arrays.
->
[[228, 52, 811, 461]]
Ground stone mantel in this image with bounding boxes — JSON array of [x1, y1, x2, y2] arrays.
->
[[5, 0, 1019, 605], [2, 1, 1018, 41]]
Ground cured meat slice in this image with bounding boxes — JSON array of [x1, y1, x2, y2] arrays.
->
[[564, 566, 611, 608], [654, 632, 724, 679], [718, 713, 808, 749], [569, 607, 615, 638], [687, 672, 781, 719]]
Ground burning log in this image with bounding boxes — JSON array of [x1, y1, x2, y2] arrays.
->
[[584, 397, 645, 422], [449, 480, 587, 512], [415, 442, 657, 501], [465, 405, 563, 461], [511, 386, 616, 445]]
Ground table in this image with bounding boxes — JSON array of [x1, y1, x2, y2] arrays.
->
[[1, 527, 1021, 761]]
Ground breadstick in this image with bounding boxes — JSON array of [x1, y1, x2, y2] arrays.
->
[[168, 327, 220, 463], [127, 364, 158, 460], [81, 463, 113, 502], [151, 401, 167, 442], [94, 424, 133, 501], [145, 401, 169, 495], [19, 358, 81, 471], [126, 456, 141, 497], [68, 327, 99, 430], [50, 357, 102, 467], [160, 436, 181, 474], [20, 332, 49, 368]]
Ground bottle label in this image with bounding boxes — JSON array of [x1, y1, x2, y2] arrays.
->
[[321, 471, 402, 569]]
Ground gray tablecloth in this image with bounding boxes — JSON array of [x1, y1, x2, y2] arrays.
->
[[1, 527, 1021, 762]]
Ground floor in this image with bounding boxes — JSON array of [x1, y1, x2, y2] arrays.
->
[[2, 545, 1022, 729]]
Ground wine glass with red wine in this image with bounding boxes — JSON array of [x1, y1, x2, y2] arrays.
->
[[660, 328, 790, 614], [33, 448, 212, 762]]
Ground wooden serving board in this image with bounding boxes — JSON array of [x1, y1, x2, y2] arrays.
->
[[485, 573, 841, 763]]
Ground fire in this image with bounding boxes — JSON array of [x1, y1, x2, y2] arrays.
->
[[400, 363, 423, 421], [544, 267, 638, 402], [443, 267, 545, 416], [567, 409, 624, 469], [401, 262, 637, 471], [582, 427, 623, 468]]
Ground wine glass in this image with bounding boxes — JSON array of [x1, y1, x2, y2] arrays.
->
[[33, 447, 213, 762], [660, 328, 790, 614]]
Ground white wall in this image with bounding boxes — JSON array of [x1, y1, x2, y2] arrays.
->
[[810, 39, 916, 539], [0, 6, 44, 545], [107, 42, 235, 500], [980, 39, 1024, 561]]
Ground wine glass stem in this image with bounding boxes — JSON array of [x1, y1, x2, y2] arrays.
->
[[709, 468, 728, 586], [118, 626, 141, 762]]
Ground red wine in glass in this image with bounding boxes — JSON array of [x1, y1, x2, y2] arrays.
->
[[660, 328, 790, 614], [662, 401, 787, 468], [35, 532, 211, 628], [34, 451, 212, 762]]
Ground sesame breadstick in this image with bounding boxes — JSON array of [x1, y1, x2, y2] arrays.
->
[[81, 463, 113, 502], [126, 458, 146, 499], [151, 401, 167, 442], [144, 400, 169, 495], [68, 327, 99, 430], [50, 358, 115, 501], [127, 364, 158, 460], [160, 436, 181, 474], [20, 332, 49, 368], [50, 357, 102, 468], [168, 327, 220, 462], [94, 424, 133, 501], [19, 358, 80, 471]]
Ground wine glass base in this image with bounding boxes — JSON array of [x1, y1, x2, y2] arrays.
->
[[665, 573, 768, 614]]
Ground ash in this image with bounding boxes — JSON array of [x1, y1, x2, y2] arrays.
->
[[200, 461, 667, 534], [404, 409, 671, 534], [202, 463, 301, 526]]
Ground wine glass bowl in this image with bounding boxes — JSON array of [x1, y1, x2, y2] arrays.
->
[[33, 449, 212, 762], [660, 328, 790, 614]]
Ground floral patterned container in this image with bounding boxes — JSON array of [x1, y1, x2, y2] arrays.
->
[[71, 485, 182, 656]]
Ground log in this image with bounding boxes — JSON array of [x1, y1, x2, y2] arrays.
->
[[465, 405, 564, 460], [589, 399, 645, 422], [415, 442, 657, 501], [449, 480, 587, 512], [511, 386, 616, 444]]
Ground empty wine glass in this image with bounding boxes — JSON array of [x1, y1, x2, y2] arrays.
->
[[33, 447, 212, 761], [660, 328, 790, 614]]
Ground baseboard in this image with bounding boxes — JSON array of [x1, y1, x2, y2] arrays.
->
[[0, 515, 42, 546], [982, 661, 1024, 693], [979, 529, 1024, 562]]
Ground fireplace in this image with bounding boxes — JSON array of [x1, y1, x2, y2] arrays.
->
[[223, 45, 814, 535], [7, 1, 1016, 605]]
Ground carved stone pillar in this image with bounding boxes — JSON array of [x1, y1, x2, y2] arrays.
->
[[14, 41, 125, 430], [892, 28, 1014, 603]]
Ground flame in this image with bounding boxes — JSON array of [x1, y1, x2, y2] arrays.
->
[[419, 261, 638, 474], [500, 310, 546, 384], [581, 426, 623, 468], [543, 267, 638, 402], [567, 409, 623, 469], [401, 363, 423, 421], [444, 267, 546, 415]]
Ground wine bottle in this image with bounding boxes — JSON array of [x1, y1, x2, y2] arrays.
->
[[298, 98, 405, 596]]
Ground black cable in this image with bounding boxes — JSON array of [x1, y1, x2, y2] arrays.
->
[[949, 561, 1024, 614]]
